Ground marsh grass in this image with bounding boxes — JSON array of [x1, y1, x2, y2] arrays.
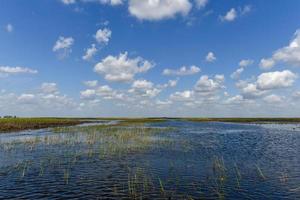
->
[[0, 118, 88, 133]]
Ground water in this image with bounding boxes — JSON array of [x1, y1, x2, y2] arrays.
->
[[0, 121, 299, 199]]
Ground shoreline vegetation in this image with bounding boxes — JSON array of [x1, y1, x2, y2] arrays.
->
[[1, 117, 300, 133]]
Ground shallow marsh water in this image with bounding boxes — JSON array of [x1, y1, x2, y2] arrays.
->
[[0, 121, 299, 199]]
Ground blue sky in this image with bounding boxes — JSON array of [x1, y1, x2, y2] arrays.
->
[[1, 0, 300, 117]]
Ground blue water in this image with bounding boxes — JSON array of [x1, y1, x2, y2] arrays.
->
[[0, 121, 299, 199]]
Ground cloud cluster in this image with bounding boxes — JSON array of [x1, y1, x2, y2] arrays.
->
[[206, 52, 216, 62], [82, 44, 98, 61], [128, 0, 192, 21], [95, 28, 112, 44], [238, 70, 297, 99], [94, 52, 153, 82], [260, 30, 300, 69], [53, 36, 74, 58], [0, 83, 77, 116], [163, 65, 200, 76], [0, 66, 38, 76], [231, 59, 253, 79], [220, 5, 251, 22]]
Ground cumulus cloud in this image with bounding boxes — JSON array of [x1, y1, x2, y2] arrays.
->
[[95, 28, 112, 44], [129, 79, 161, 98], [128, 0, 192, 21], [239, 82, 266, 99], [256, 70, 297, 90], [220, 8, 237, 22], [195, 0, 208, 9], [237, 70, 297, 100], [5, 24, 13, 32], [259, 29, 300, 69], [83, 80, 98, 87], [94, 52, 153, 82], [0, 83, 77, 116], [205, 52, 216, 62], [52, 36, 74, 58], [61, 0, 76, 4], [99, 0, 123, 5], [170, 90, 194, 101], [41, 83, 59, 94], [194, 74, 225, 95], [82, 44, 98, 61], [81, 84, 125, 101], [259, 58, 275, 70], [0, 66, 38, 75], [231, 59, 253, 79], [263, 94, 284, 104], [17, 94, 36, 104], [220, 5, 251, 22], [163, 65, 200, 76], [292, 91, 300, 100], [61, 0, 123, 6]]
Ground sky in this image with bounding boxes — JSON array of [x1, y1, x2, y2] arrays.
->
[[1, 0, 300, 117]]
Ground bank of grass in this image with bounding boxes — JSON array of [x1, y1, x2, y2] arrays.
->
[[111, 118, 167, 126], [0, 117, 167, 133], [0, 118, 85, 133]]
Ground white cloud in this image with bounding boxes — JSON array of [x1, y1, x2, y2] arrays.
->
[[239, 82, 266, 99], [225, 95, 245, 105], [168, 79, 178, 87], [195, 0, 208, 9], [170, 90, 194, 101], [95, 28, 112, 44], [100, 0, 123, 5], [231, 68, 244, 80], [94, 52, 153, 82], [260, 29, 300, 69], [259, 58, 276, 70], [220, 8, 237, 22], [61, 0, 76, 4], [82, 44, 98, 61], [240, 5, 252, 15], [81, 85, 125, 101], [156, 99, 172, 106], [205, 52, 216, 62], [129, 79, 161, 98], [263, 94, 284, 104], [52, 36, 74, 58], [256, 70, 297, 90], [292, 91, 300, 99], [5, 24, 13, 32], [194, 74, 225, 95], [162, 65, 200, 76], [80, 89, 97, 100], [239, 59, 254, 67], [0, 83, 77, 116], [231, 59, 253, 79], [0, 66, 38, 75], [220, 5, 251, 22], [128, 0, 192, 21], [41, 83, 59, 94], [18, 94, 36, 104], [83, 80, 98, 87]]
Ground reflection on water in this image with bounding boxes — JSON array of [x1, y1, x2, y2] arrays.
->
[[0, 121, 299, 199]]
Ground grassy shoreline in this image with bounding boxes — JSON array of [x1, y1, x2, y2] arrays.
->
[[0, 118, 87, 133], [1, 117, 300, 133]]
